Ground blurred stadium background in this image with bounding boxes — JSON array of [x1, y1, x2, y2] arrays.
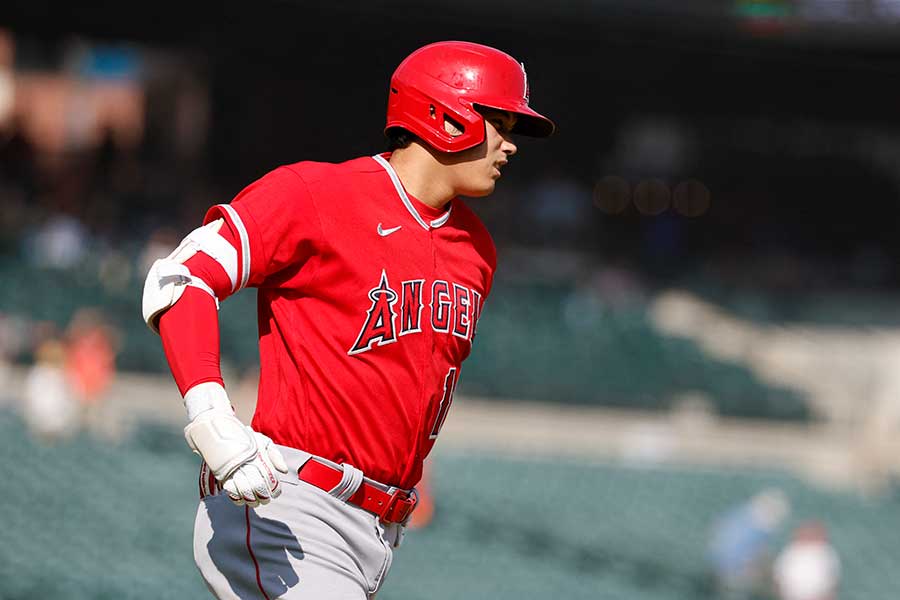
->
[[2, 1, 900, 599]]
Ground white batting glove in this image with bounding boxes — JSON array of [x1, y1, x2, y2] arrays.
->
[[183, 382, 289, 508], [220, 431, 289, 507]]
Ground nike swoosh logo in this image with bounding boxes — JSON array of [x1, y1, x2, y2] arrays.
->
[[377, 223, 402, 237]]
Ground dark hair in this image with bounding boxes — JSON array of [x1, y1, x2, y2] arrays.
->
[[385, 127, 417, 151]]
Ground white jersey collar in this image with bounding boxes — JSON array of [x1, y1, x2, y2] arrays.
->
[[373, 154, 452, 230]]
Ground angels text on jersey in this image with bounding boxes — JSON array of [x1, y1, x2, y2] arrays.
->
[[349, 270, 483, 355]]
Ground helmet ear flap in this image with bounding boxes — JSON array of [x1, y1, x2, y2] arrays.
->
[[386, 80, 485, 152]]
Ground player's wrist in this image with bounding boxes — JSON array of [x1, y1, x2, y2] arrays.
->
[[184, 381, 233, 421]]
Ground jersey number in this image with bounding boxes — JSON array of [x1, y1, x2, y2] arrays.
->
[[429, 368, 458, 440]]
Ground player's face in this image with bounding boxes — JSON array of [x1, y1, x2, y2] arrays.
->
[[443, 108, 518, 197]]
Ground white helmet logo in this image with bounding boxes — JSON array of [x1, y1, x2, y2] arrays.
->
[[520, 62, 530, 105]]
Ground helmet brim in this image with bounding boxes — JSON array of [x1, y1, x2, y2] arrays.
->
[[475, 103, 556, 138]]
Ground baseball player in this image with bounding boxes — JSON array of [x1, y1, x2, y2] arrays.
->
[[142, 40, 554, 599]]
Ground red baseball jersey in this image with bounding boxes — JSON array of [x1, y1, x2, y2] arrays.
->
[[204, 154, 496, 489]]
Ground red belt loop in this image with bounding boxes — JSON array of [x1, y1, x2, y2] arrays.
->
[[297, 459, 417, 524]]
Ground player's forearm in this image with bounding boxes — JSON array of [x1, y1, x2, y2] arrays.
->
[[143, 221, 239, 397], [159, 286, 224, 396]]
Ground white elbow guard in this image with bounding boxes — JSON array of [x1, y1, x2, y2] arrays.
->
[[141, 219, 238, 333], [142, 259, 198, 333], [182, 382, 258, 481]]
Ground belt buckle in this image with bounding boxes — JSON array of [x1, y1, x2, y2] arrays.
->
[[381, 487, 417, 524]]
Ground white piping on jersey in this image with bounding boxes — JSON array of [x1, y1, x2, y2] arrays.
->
[[174, 220, 239, 291], [430, 207, 452, 228], [217, 204, 251, 291], [372, 154, 452, 230]]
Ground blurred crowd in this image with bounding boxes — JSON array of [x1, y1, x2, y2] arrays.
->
[[4, 26, 898, 311], [0, 29, 211, 389], [1, 307, 119, 442], [707, 489, 841, 600], [3, 26, 900, 454]]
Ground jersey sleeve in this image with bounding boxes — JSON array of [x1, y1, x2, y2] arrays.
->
[[203, 165, 324, 290]]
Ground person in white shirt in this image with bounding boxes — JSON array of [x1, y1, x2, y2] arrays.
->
[[774, 521, 841, 600]]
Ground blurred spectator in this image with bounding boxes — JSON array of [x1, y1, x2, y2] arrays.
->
[[25, 212, 90, 269], [707, 488, 792, 599], [773, 521, 841, 600], [64, 308, 119, 437], [22, 336, 78, 443]]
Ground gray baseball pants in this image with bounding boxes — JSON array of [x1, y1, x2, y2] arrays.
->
[[193, 445, 404, 599]]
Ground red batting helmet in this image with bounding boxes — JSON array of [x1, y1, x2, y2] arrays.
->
[[385, 41, 556, 153]]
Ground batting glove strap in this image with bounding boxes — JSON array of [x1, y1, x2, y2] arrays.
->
[[183, 381, 233, 421], [184, 410, 258, 482]]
